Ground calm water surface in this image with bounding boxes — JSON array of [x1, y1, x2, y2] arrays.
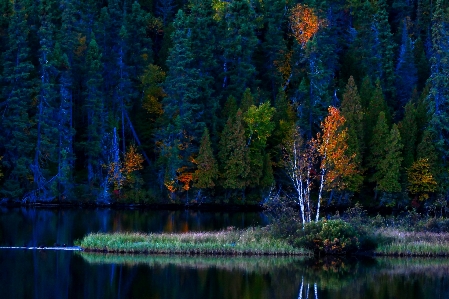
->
[[0, 208, 449, 299]]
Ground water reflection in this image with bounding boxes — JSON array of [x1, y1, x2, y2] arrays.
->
[[2, 208, 449, 298], [2, 248, 449, 298], [0, 207, 267, 246]]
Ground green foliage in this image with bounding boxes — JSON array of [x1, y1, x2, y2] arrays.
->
[[399, 102, 418, 170], [376, 124, 403, 194], [295, 220, 375, 255], [218, 110, 250, 190], [194, 128, 218, 189]]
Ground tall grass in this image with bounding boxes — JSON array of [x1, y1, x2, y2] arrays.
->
[[374, 228, 449, 256], [76, 227, 311, 256]]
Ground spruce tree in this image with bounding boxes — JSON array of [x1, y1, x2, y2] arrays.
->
[[341, 76, 364, 157], [375, 124, 403, 194], [188, 0, 219, 133], [395, 21, 418, 111], [399, 102, 418, 170], [33, 0, 59, 200], [83, 36, 105, 187], [0, 0, 36, 199], [219, 110, 250, 191], [262, 0, 287, 100], [219, 0, 258, 100], [365, 79, 389, 150], [194, 128, 218, 189], [341, 76, 364, 190], [240, 88, 254, 113], [368, 112, 389, 177], [427, 0, 449, 172], [159, 10, 205, 195]]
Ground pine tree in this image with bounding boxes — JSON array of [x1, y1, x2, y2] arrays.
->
[[219, 110, 250, 191], [359, 75, 374, 109], [240, 88, 254, 113], [395, 20, 418, 111], [126, 1, 153, 81], [341, 76, 364, 190], [262, 0, 287, 100], [370, 0, 396, 102], [375, 124, 403, 194], [0, 0, 36, 199], [159, 10, 205, 195], [341, 76, 364, 157], [32, 0, 60, 200], [194, 128, 218, 189], [219, 0, 258, 100], [188, 0, 219, 133], [399, 101, 418, 170], [55, 0, 77, 200], [368, 112, 390, 177], [365, 79, 390, 152], [427, 0, 449, 172], [83, 36, 105, 187]]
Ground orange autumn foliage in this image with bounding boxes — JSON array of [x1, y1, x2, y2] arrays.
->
[[289, 4, 325, 47], [314, 107, 359, 191], [123, 145, 144, 174]]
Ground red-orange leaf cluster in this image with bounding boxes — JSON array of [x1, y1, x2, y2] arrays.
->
[[289, 4, 325, 47]]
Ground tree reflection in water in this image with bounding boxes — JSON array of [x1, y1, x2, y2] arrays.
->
[[297, 277, 318, 299]]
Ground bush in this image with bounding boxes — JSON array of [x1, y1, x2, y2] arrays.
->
[[294, 219, 377, 255]]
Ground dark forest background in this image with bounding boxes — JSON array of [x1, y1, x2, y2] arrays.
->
[[0, 0, 448, 209]]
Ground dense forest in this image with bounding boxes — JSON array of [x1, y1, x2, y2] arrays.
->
[[0, 0, 448, 209]]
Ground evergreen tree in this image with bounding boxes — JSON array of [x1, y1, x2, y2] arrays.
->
[[159, 10, 204, 195], [372, 0, 396, 101], [262, 0, 287, 100], [341, 76, 364, 190], [240, 88, 254, 113], [359, 75, 374, 109], [368, 112, 389, 177], [32, 0, 59, 200], [375, 124, 403, 195], [0, 0, 36, 199], [219, 0, 258, 100], [365, 79, 390, 153], [188, 0, 219, 133], [427, 0, 449, 173], [341, 76, 364, 157], [399, 101, 418, 170], [194, 128, 218, 189], [218, 110, 250, 191], [395, 20, 418, 111], [83, 36, 105, 188]]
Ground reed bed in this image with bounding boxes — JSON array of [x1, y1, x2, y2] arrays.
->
[[374, 228, 449, 256], [76, 227, 311, 256]]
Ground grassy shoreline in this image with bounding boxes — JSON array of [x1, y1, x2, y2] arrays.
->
[[372, 228, 449, 257], [76, 224, 449, 257], [76, 227, 310, 256]]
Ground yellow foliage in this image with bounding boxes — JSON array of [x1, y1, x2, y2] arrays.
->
[[407, 158, 437, 201], [123, 145, 144, 175]]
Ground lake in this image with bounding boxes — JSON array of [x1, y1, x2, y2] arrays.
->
[[0, 207, 449, 298]]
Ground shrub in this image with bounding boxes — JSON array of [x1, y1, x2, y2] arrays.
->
[[294, 219, 377, 255]]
